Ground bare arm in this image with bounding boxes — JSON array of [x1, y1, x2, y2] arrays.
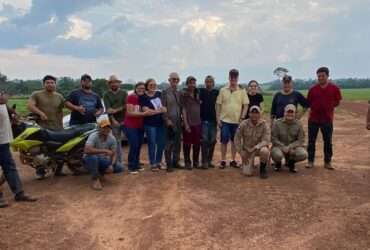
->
[[216, 104, 222, 127], [240, 104, 248, 121], [27, 98, 48, 120]]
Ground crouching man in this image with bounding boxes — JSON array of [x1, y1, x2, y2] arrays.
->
[[271, 104, 307, 173], [235, 106, 270, 179], [83, 116, 116, 191]]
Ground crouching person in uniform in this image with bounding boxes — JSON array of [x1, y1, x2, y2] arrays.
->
[[83, 116, 116, 191], [271, 104, 307, 173], [235, 106, 270, 179]]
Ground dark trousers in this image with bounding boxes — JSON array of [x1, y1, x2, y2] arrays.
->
[[201, 121, 217, 164], [124, 127, 144, 171], [165, 123, 181, 168], [307, 122, 333, 163], [0, 143, 23, 196]]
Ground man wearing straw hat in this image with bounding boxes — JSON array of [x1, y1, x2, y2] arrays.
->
[[235, 106, 270, 179], [83, 115, 117, 191], [103, 75, 127, 173]]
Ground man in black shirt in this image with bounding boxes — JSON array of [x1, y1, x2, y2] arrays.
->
[[199, 75, 219, 169]]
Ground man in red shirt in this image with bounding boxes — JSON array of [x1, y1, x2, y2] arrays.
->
[[307, 67, 342, 170]]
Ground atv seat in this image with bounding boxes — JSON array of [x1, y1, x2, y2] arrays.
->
[[43, 123, 96, 143]]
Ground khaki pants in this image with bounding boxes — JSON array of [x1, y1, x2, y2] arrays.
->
[[271, 146, 307, 163]]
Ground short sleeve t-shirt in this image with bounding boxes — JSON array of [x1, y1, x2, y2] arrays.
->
[[67, 89, 103, 125], [0, 104, 13, 144], [216, 86, 249, 124], [271, 91, 309, 119], [85, 131, 117, 158], [30, 90, 65, 130], [123, 94, 143, 129], [245, 93, 264, 119], [139, 92, 163, 127]]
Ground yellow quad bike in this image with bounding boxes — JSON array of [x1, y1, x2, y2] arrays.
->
[[11, 119, 97, 176]]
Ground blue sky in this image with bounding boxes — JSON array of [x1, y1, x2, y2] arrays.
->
[[0, 0, 369, 83]]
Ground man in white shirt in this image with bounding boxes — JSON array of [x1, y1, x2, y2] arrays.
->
[[0, 92, 37, 208]]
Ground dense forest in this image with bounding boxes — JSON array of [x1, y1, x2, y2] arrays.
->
[[1, 72, 369, 97]]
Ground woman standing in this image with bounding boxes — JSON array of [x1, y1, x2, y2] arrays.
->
[[123, 82, 154, 174], [245, 80, 264, 119], [181, 76, 202, 170], [140, 79, 167, 171]]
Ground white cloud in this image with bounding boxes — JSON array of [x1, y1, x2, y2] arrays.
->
[[0, 16, 8, 24], [181, 16, 226, 41], [59, 16, 93, 41], [0, 0, 32, 15]]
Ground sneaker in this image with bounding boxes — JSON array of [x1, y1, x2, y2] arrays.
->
[[230, 161, 239, 168], [91, 179, 103, 191], [159, 164, 167, 170], [219, 161, 227, 169], [138, 167, 145, 172], [306, 162, 314, 169], [129, 170, 139, 175], [324, 162, 335, 170], [151, 166, 160, 172], [201, 162, 209, 169], [208, 162, 215, 168], [274, 162, 282, 172], [14, 193, 38, 202]]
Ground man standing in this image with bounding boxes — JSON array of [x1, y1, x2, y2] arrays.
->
[[65, 74, 104, 126], [216, 69, 249, 169], [199, 75, 219, 169], [271, 75, 309, 121], [235, 106, 270, 179], [28, 75, 65, 130], [161, 72, 182, 172], [0, 92, 37, 208], [84, 116, 116, 191], [271, 104, 307, 173], [307, 67, 342, 170], [103, 75, 127, 172], [28, 75, 66, 177]]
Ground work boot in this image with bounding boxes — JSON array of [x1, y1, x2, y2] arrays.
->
[[306, 161, 314, 169], [274, 162, 282, 172], [14, 192, 37, 202], [259, 163, 268, 179], [288, 160, 297, 173]]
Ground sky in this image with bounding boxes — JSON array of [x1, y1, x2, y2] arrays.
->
[[0, 0, 369, 83]]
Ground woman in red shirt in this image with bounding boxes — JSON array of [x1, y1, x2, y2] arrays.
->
[[123, 82, 154, 174]]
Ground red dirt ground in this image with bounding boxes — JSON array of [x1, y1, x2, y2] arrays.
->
[[0, 101, 369, 250]]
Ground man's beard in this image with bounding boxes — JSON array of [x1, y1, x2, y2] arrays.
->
[[111, 86, 119, 91], [82, 85, 91, 90]]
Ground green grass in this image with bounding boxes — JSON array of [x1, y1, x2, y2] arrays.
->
[[8, 88, 370, 116]]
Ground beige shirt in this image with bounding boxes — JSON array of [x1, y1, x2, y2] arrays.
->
[[0, 104, 13, 144], [216, 86, 249, 124]]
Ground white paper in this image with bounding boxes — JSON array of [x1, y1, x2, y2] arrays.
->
[[0, 104, 14, 144], [150, 98, 162, 110]]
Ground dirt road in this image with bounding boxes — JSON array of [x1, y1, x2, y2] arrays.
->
[[1, 101, 369, 250]]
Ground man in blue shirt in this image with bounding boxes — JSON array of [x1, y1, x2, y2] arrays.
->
[[271, 75, 309, 121], [65, 74, 104, 126]]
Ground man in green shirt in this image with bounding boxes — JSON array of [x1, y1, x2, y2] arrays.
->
[[28, 75, 65, 131], [103, 75, 127, 171], [28, 75, 66, 177], [271, 104, 307, 173]]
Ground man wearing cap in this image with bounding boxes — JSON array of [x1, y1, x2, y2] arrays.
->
[[271, 104, 307, 173], [307, 67, 342, 170], [0, 91, 37, 207], [83, 116, 117, 191], [235, 106, 270, 179], [216, 69, 249, 169], [103, 75, 127, 173], [161, 72, 183, 172], [271, 75, 309, 121], [65, 74, 104, 126], [199, 75, 219, 169]]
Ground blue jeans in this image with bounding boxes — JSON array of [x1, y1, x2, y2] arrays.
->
[[0, 143, 23, 196], [201, 121, 217, 164], [124, 127, 144, 171], [83, 155, 112, 179], [145, 126, 165, 166]]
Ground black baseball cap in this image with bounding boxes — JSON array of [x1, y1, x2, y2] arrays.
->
[[282, 75, 292, 82], [229, 69, 239, 78], [81, 74, 92, 82]]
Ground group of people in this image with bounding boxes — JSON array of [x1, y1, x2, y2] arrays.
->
[[0, 66, 368, 200]]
